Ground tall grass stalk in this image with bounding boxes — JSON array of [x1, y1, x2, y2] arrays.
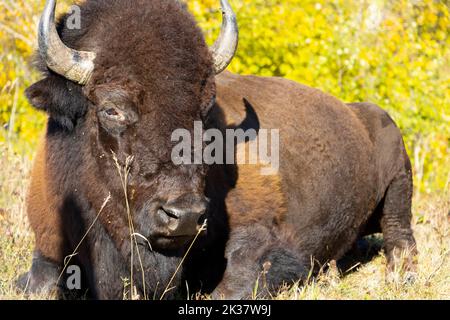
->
[[113, 153, 148, 300]]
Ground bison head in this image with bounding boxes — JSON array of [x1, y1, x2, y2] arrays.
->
[[25, 0, 238, 251]]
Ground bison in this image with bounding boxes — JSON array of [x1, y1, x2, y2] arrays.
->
[[18, 0, 416, 299]]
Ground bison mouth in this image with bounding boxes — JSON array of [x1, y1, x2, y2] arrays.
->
[[148, 234, 197, 251]]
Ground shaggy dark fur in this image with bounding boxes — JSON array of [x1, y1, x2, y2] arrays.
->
[[24, 0, 217, 299], [20, 0, 416, 299]]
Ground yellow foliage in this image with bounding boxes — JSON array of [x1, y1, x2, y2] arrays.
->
[[0, 0, 449, 193], [194, 0, 450, 193]]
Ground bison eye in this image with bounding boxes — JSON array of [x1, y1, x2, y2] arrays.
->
[[105, 108, 119, 116], [100, 106, 126, 122], [97, 100, 138, 134], [97, 104, 133, 134]]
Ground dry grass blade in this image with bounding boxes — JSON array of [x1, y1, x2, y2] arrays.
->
[[131, 233, 153, 251], [160, 220, 208, 300], [113, 153, 148, 300]]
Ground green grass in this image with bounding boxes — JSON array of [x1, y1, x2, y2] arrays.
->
[[0, 142, 448, 300]]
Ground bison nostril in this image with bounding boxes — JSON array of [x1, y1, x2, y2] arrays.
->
[[161, 206, 179, 220], [158, 201, 208, 234]]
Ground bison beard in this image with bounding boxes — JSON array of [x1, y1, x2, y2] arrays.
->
[[18, 0, 417, 299]]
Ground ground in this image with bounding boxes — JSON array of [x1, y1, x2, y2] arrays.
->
[[0, 143, 448, 300]]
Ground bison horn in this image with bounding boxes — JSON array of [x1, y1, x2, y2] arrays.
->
[[210, 0, 239, 74], [38, 0, 96, 85]]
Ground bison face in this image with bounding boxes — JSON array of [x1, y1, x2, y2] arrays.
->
[[26, 0, 238, 252], [85, 76, 215, 251]]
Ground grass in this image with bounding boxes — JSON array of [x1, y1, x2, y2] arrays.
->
[[0, 142, 449, 300]]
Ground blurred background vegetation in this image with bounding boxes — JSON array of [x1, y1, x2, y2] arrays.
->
[[0, 0, 449, 195]]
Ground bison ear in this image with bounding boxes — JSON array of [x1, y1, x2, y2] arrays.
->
[[25, 76, 89, 131], [25, 79, 51, 110]]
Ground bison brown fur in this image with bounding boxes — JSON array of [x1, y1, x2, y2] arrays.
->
[[18, 0, 417, 299]]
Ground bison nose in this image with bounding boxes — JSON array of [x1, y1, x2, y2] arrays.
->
[[158, 200, 207, 236]]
